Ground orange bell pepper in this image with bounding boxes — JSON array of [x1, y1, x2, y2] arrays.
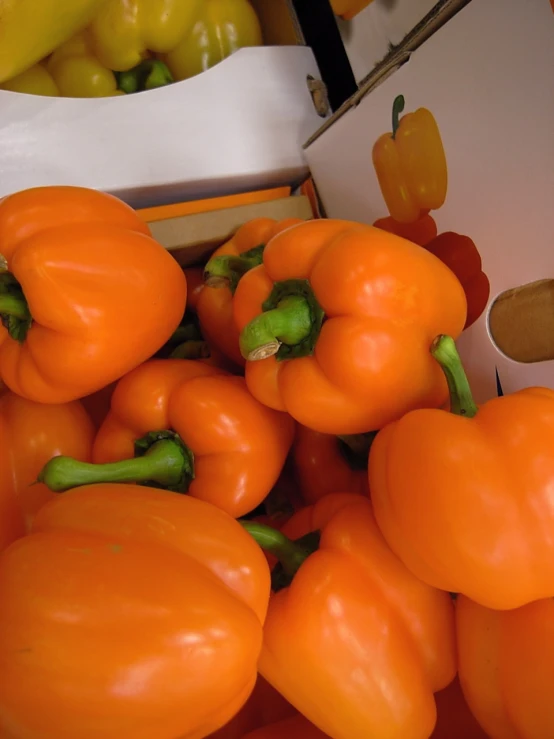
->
[[330, 0, 375, 21], [242, 493, 456, 739], [183, 266, 206, 311], [431, 676, 488, 739], [39, 359, 295, 518], [370, 334, 554, 610], [234, 219, 466, 434], [457, 595, 554, 739], [242, 714, 329, 738], [198, 218, 303, 368], [372, 95, 448, 224], [0, 392, 95, 545], [0, 186, 187, 403], [0, 483, 270, 739], [292, 425, 370, 503], [373, 214, 438, 246], [424, 231, 490, 329]]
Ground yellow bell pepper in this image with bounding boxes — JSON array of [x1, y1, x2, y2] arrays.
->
[[88, 0, 204, 72], [161, 0, 262, 82], [0, 0, 107, 83], [46, 32, 120, 98], [0, 63, 59, 96], [372, 94, 448, 224]]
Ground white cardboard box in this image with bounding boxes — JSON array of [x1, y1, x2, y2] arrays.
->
[[0, 46, 325, 209], [306, 0, 554, 402]]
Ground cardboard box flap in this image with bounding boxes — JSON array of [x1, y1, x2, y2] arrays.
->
[[305, 0, 554, 401], [305, 0, 469, 147]]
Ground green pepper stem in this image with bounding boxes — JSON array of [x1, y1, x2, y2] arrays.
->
[[0, 272, 32, 342], [391, 94, 405, 139], [38, 439, 192, 493], [170, 324, 202, 344], [117, 59, 173, 94], [204, 246, 264, 291], [431, 335, 478, 418], [0, 293, 29, 321], [170, 340, 210, 360], [240, 522, 315, 578], [239, 296, 312, 361]]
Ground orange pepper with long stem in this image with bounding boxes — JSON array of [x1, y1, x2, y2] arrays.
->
[[234, 219, 466, 434], [0, 186, 187, 403], [372, 95, 448, 224], [457, 595, 554, 739], [0, 483, 270, 739], [242, 493, 457, 739], [39, 359, 295, 518], [424, 232, 490, 329], [370, 334, 554, 610], [0, 392, 95, 550], [373, 214, 438, 246], [198, 218, 303, 367], [292, 425, 370, 503]]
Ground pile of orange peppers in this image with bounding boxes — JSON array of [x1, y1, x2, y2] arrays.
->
[[1, 184, 554, 739], [0, 0, 263, 98]]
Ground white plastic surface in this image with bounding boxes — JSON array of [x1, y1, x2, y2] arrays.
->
[[0, 46, 324, 208]]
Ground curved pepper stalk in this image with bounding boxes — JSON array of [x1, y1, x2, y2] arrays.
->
[[39, 431, 194, 494]]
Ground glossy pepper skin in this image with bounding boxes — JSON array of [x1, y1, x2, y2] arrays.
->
[[234, 219, 466, 435], [0, 0, 105, 83], [373, 214, 438, 246], [0, 63, 59, 96], [0, 392, 95, 544], [46, 32, 119, 97], [89, 0, 203, 72], [372, 95, 448, 224], [242, 714, 329, 739], [457, 595, 554, 739], [199, 218, 303, 367], [162, 0, 263, 82], [424, 232, 490, 329], [370, 335, 554, 610], [254, 493, 457, 739], [0, 483, 270, 739], [41, 359, 295, 518], [0, 186, 187, 403], [292, 425, 369, 503]]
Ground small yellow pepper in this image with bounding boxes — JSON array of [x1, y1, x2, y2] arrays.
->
[[162, 0, 263, 82], [88, 0, 204, 72], [0, 64, 59, 96], [372, 94, 448, 224], [0, 0, 107, 83], [46, 33, 119, 98]]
